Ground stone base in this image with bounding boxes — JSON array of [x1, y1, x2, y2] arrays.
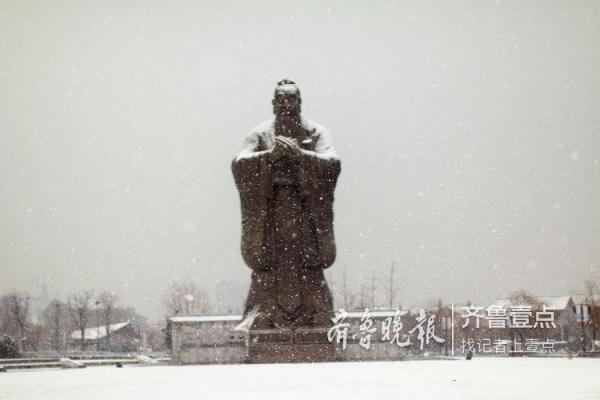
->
[[175, 344, 247, 365], [248, 327, 335, 363]]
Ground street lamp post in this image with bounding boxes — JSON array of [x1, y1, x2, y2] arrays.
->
[[185, 294, 194, 315], [95, 300, 100, 352], [54, 301, 61, 352]]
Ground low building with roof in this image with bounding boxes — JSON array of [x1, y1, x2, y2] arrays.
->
[[166, 295, 596, 364], [69, 321, 142, 352], [484, 295, 579, 352], [571, 294, 600, 351], [166, 314, 246, 364]]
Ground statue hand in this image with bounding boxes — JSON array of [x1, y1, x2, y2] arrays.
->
[[270, 139, 285, 160], [275, 136, 301, 161]]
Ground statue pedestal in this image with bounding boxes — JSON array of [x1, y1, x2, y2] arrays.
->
[[248, 327, 335, 363]]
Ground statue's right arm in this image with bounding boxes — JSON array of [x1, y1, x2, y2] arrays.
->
[[232, 130, 272, 272]]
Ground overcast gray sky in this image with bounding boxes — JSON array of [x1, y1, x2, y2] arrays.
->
[[1, 1, 599, 321]]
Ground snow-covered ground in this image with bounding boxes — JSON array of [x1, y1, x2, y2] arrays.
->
[[1, 358, 599, 400]]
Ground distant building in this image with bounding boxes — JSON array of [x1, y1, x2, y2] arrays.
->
[[69, 321, 142, 352], [166, 295, 596, 364], [571, 294, 600, 351], [167, 314, 246, 364], [485, 295, 579, 350]]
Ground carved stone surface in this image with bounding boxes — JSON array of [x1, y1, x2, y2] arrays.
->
[[248, 328, 335, 363], [232, 80, 340, 361]]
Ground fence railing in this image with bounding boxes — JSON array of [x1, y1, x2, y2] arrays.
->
[[0, 353, 170, 371]]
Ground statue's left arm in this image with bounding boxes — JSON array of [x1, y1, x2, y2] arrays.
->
[[297, 127, 341, 269]]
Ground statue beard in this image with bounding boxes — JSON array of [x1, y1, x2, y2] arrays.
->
[[275, 112, 302, 139]]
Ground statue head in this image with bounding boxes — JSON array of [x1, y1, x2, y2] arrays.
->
[[272, 79, 301, 117]]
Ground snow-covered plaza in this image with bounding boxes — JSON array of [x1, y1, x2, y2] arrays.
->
[[2, 358, 599, 400]]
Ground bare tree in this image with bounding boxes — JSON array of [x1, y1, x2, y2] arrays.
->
[[358, 283, 366, 309], [0, 298, 5, 333], [325, 269, 335, 294], [70, 290, 93, 351], [27, 322, 46, 352], [163, 280, 211, 316], [332, 264, 360, 311], [3, 291, 31, 351], [369, 270, 377, 308], [98, 291, 118, 348], [384, 261, 399, 309], [509, 290, 542, 308], [340, 264, 349, 309], [507, 290, 546, 350], [47, 300, 63, 352], [584, 278, 600, 348]]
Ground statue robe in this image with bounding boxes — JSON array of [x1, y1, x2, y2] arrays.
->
[[232, 117, 340, 328]]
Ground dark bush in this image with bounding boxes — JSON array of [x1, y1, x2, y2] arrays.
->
[[0, 335, 19, 358]]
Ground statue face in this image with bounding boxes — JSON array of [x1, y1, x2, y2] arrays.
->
[[272, 86, 301, 117]]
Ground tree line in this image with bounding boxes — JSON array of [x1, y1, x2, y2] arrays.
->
[[0, 289, 143, 355]]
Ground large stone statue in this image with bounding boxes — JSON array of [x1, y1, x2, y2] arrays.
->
[[232, 79, 341, 335]]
